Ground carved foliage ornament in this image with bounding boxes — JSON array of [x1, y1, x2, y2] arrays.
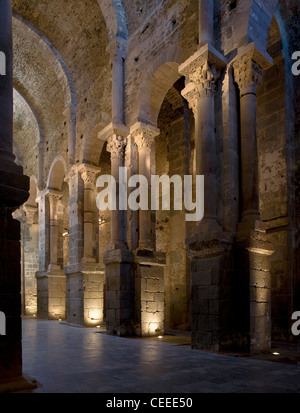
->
[[107, 134, 127, 159], [233, 54, 263, 91], [182, 62, 217, 115], [134, 131, 155, 151]]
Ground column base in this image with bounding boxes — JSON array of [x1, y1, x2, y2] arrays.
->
[[234, 230, 274, 353], [64, 262, 105, 327], [187, 230, 233, 352], [103, 249, 135, 336], [36, 269, 66, 320], [134, 251, 166, 337]]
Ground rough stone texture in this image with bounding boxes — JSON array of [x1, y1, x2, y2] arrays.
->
[[4, 0, 299, 363]]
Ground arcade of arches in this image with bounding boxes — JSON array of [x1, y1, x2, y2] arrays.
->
[[0, 0, 299, 389]]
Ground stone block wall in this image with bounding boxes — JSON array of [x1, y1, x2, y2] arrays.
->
[[135, 260, 165, 337]]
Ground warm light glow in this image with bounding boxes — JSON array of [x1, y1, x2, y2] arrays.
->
[[149, 322, 159, 333], [99, 216, 106, 225], [273, 352, 280, 356], [62, 231, 69, 237], [158, 336, 163, 339]]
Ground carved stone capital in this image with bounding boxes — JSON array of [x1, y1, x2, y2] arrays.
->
[[46, 190, 62, 220], [231, 43, 273, 95], [23, 205, 38, 225], [78, 164, 101, 186], [107, 134, 127, 160], [130, 122, 160, 152], [181, 62, 217, 115], [179, 44, 227, 116], [232, 57, 263, 94]]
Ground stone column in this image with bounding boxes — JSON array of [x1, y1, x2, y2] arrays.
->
[[37, 141, 44, 190], [179, 45, 227, 233], [78, 164, 100, 263], [44, 190, 66, 320], [131, 122, 160, 251], [179, 45, 236, 352], [0, 0, 35, 392], [232, 44, 274, 353], [107, 37, 127, 125], [63, 106, 76, 166], [232, 44, 272, 235], [106, 133, 128, 251], [129, 122, 165, 337], [22, 205, 38, 316], [64, 164, 104, 327], [47, 191, 62, 271], [198, 0, 213, 47]]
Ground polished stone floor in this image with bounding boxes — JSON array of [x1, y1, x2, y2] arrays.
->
[[21, 319, 300, 393]]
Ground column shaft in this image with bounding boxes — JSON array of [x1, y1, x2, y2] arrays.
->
[[180, 53, 226, 232], [232, 47, 272, 230], [240, 89, 259, 219], [131, 123, 159, 251], [79, 165, 100, 262], [196, 84, 217, 222], [107, 134, 127, 250], [108, 37, 127, 125], [48, 193, 61, 269], [199, 0, 213, 47]]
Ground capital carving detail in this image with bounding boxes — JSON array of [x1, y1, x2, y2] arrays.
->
[[107, 134, 127, 160], [79, 167, 100, 186], [232, 54, 263, 93], [182, 61, 218, 116], [134, 132, 155, 151]]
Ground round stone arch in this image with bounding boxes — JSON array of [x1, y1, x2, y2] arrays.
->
[[133, 44, 190, 128], [13, 13, 78, 165], [46, 156, 68, 192]]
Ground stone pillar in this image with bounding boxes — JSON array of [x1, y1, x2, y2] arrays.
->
[[37, 141, 44, 190], [198, 0, 213, 47], [107, 37, 127, 125], [48, 191, 61, 271], [99, 123, 136, 336], [64, 165, 83, 268], [106, 133, 128, 251], [179, 45, 236, 352], [63, 106, 76, 166], [64, 164, 104, 327], [44, 190, 66, 320], [129, 122, 166, 337], [22, 205, 38, 316], [232, 44, 272, 234], [125, 134, 138, 251], [231, 44, 274, 353], [131, 122, 160, 251], [78, 164, 100, 263], [0, 0, 36, 392], [180, 45, 227, 233]]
